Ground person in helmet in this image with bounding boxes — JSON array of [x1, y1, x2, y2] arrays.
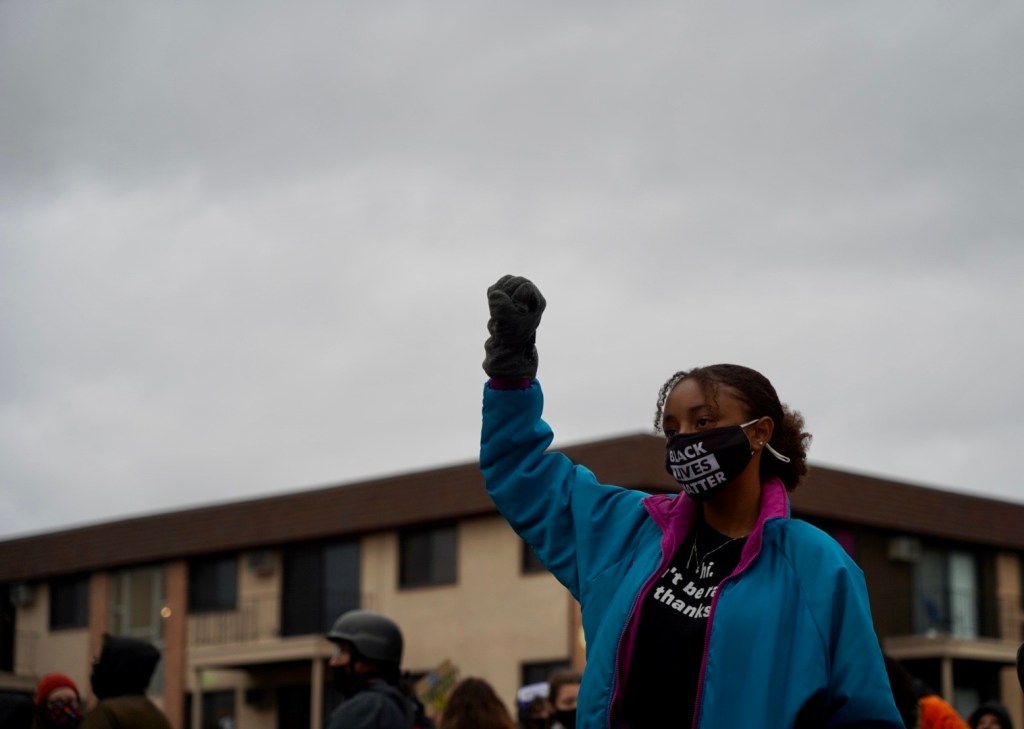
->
[[325, 609, 416, 729]]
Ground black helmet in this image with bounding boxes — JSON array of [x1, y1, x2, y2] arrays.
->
[[326, 610, 403, 665]]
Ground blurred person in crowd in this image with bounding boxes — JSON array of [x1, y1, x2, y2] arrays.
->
[[1018, 642, 1023, 693], [0, 692, 35, 729], [33, 673, 83, 729], [882, 655, 920, 729], [547, 670, 580, 729], [968, 701, 1014, 729], [325, 609, 422, 729], [438, 677, 516, 729], [913, 679, 969, 729], [519, 697, 551, 729], [81, 634, 171, 729], [515, 682, 551, 729]]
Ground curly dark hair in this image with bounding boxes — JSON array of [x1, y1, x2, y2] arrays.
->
[[653, 364, 812, 490], [440, 677, 517, 729], [547, 669, 581, 708]]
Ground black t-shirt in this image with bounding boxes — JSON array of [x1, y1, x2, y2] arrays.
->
[[618, 521, 746, 729]]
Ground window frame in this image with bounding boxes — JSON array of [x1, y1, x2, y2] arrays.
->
[[521, 658, 571, 689], [49, 574, 89, 630], [398, 523, 458, 589], [280, 539, 361, 637], [188, 553, 239, 614]]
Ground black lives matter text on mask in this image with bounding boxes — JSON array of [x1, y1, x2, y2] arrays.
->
[[667, 441, 728, 495]]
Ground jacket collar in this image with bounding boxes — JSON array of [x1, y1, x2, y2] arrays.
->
[[643, 477, 791, 557]]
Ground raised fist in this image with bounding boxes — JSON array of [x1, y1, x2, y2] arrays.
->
[[483, 275, 546, 379]]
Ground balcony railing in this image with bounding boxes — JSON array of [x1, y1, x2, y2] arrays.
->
[[187, 591, 365, 646], [188, 595, 280, 646], [871, 588, 1023, 641]]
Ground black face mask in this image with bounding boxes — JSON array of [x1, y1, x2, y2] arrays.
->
[[552, 709, 576, 729], [37, 700, 83, 729], [665, 420, 758, 500], [332, 665, 362, 698]]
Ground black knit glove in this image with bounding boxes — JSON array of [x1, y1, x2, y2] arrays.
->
[[483, 275, 547, 379]]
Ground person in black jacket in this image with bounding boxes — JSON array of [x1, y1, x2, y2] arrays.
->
[[0, 692, 34, 729], [325, 610, 418, 729], [81, 634, 171, 729]]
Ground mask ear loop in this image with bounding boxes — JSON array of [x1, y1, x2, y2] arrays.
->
[[764, 443, 790, 463], [744, 418, 791, 463]]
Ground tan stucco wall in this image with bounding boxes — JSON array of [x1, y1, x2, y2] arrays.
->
[[999, 665, 1023, 729], [239, 549, 282, 642], [362, 515, 573, 712], [995, 552, 1022, 729], [13, 583, 92, 698], [995, 551, 1022, 640]]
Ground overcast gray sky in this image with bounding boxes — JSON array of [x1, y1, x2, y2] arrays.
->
[[2, 1, 1022, 540]]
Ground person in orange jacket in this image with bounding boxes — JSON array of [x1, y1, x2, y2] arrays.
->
[[918, 692, 970, 729], [884, 654, 969, 729]]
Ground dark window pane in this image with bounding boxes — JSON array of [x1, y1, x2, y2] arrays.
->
[[521, 659, 570, 687], [323, 542, 361, 632], [399, 524, 457, 588], [282, 540, 361, 636], [281, 545, 322, 637], [432, 527, 456, 584], [1, 586, 15, 671], [188, 555, 238, 613], [49, 574, 89, 630], [277, 685, 311, 729], [184, 689, 236, 729]]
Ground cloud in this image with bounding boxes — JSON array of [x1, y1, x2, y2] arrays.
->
[[1, 1, 1023, 538]]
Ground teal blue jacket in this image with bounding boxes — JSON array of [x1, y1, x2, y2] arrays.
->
[[480, 380, 903, 729]]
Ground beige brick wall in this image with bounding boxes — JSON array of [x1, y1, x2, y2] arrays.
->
[[13, 583, 92, 702], [363, 515, 572, 712]]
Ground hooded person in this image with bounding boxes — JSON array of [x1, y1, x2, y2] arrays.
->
[[33, 673, 83, 729], [325, 609, 419, 729], [81, 634, 171, 729]]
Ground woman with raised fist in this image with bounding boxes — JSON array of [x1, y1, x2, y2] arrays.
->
[[479, 274, 902, 729]]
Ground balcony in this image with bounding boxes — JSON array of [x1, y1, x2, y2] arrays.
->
[[872, 588, 1023, 650], [188, 595, 281, 646], [185, 591, 364, 670]]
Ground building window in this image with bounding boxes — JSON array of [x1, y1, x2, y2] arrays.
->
[[188, 555, 238, 613], [399, 524, 456, 588], [110, 565, 166, 693], [522, 540, 546, 575], [281, 540, 360, 637], [49, 574, 89, 630], [1, 586, 15, 671], [912, 547, 979, 638], [184, 689, 235, 729], [521, 659, 571, 688]]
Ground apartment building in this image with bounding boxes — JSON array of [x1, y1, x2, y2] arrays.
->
[[1, 432, 1022, 729]]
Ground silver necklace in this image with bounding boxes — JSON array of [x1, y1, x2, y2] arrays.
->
[[686, 526, 745, 580]]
